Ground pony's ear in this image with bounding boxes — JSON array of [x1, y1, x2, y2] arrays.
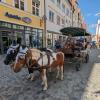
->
[[26, 49, 30, 55], [26, 51, 29, 58]]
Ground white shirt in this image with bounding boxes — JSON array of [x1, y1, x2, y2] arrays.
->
[[16, 46, 28, 59], [7, 44, 19, 54]]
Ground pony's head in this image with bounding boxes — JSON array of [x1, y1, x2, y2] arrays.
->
[[11, 49, 41, 73], [11, 53, 27, 73]]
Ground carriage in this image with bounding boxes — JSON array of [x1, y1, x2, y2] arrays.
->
[[60, 27, 91, 71], [3, 27, 91, 91]]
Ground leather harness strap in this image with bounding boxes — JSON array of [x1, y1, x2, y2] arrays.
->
[[28, 52, 55, 70], [19, 52, 26, 55]]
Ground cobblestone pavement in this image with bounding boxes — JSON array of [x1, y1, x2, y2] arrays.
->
[[0, 49, 100, 100]]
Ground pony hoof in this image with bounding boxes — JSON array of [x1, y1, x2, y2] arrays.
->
[[61, 77, 64, 80], [26, 75, 31, 80], [56, 76, 59, 79], [30, 77, 34, 81], [43, 87, 47, 91]]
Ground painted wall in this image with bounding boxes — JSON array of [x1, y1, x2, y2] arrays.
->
[[46, 0, 72, 33], [0, 0, 44, 29]]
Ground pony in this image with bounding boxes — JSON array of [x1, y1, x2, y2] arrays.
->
[[11, 48, 64, 90]]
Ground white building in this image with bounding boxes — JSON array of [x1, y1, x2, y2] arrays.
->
[[45, 0, 72, 48], [96, 20, 100, 42], [96, 20, 100, 36]]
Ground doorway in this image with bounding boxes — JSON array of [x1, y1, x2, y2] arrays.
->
[[0, 30, 24, 54], [0, 31, 12, 54]]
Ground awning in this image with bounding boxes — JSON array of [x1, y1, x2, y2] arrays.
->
[[47, 30, 61, 34], [60, 27, 91, 36]]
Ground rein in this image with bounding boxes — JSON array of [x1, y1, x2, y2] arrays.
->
[[27, 51, 55, 70]]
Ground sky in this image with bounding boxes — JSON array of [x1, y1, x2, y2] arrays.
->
[[78, 0, 100, 35]]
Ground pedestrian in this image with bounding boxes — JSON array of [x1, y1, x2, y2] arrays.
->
[[55, 39, 62, 51], [7, 40, 19, 54], [33, 39, 37, 48]]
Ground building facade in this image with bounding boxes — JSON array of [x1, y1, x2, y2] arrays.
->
[[96, 20, 100, 43], [45, 0, 71, 48], [0, 0, 44, 54], [45, 0, 84, 48], [0, 0, 86, 54]]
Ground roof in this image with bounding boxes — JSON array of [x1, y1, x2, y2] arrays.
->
[[60, 27, 91, 36]]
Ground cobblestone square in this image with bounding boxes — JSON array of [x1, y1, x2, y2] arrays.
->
[[0, 49, 100, 100]]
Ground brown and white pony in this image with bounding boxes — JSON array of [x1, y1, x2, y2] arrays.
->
[[11, 48, 64, 90]]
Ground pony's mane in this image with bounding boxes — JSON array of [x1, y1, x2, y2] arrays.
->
[[29, 48, 42, 54]]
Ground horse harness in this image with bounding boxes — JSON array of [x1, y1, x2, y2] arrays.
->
[[28, 51, 55, 70]]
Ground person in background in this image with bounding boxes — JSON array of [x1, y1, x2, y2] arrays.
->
[[7, 40, 19, 54], [33, 39, 37, 48], [55, 39, 62, 51], [17, 38, 22, 45], [18, 43, 28, 56]]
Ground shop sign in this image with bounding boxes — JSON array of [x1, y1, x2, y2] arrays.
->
[[5, 12, 21, 20], [5, 12, 32, 23], [22, 17, 32, 23]]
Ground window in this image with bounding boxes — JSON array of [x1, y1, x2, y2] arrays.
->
[[62, 4, 65, 13], [49, 11, 54, 23], [14, 0, 24, 10], [15, 0, 19, 8], [57, 0, 61, 8], [57, 15, 60, 25], [66, 8, 69, 16], [62, 19, 65, 25], [20, 0, 24, 10], [32, 1, 40, 16], [51, 0, 55, 3], [0, 22, 12, 28]]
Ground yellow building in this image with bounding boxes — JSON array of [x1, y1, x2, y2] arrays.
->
[[0, 0, 44, 54]]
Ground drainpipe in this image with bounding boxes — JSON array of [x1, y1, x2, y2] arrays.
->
[[72, 4, 74, 27], [72, 8, 73, 27], [43, 0, 47, 48]]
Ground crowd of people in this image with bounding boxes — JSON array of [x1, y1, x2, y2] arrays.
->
[[7, 36, 91, 56], [54, 36, 90, 52]]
